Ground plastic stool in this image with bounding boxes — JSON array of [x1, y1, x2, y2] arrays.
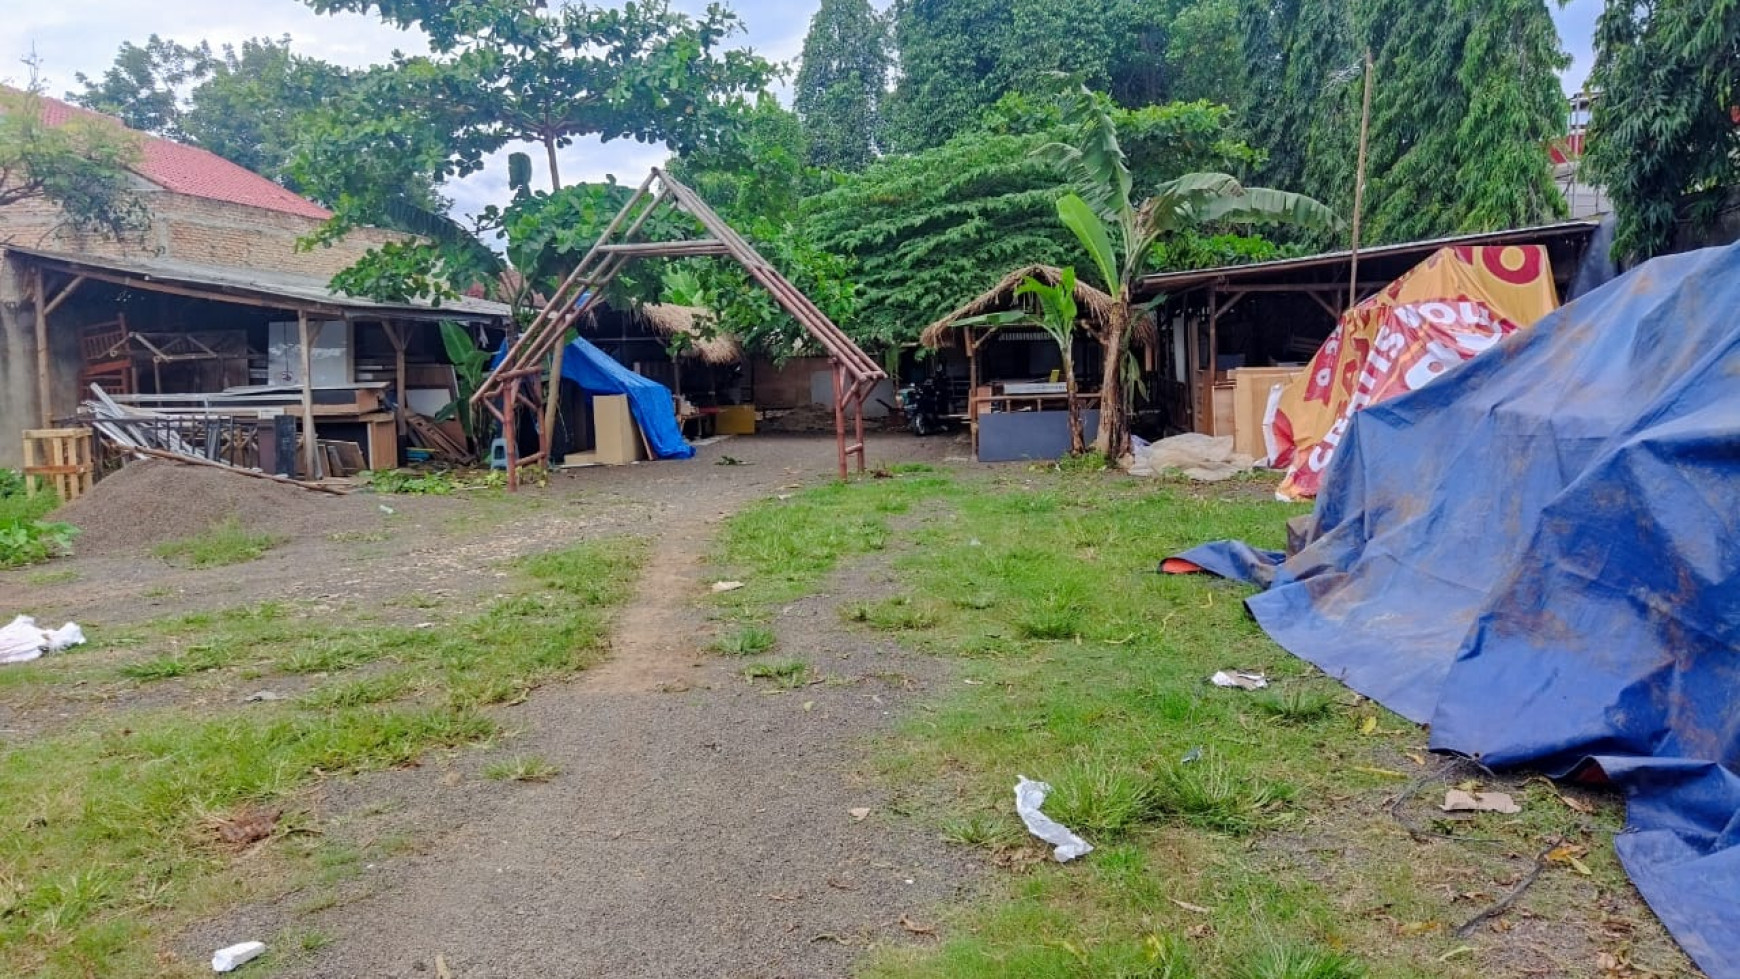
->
[[489, 438, 509, 470]]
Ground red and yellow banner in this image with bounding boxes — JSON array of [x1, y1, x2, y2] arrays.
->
[[1272, 245, 1559, 500]]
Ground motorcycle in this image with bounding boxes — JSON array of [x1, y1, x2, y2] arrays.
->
[[898, 375, 950, 436]]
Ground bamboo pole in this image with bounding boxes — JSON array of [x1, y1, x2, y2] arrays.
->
[[297, 311, 320, 480], [1350, 48, 1375, 309]]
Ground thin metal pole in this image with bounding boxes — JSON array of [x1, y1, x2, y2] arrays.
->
[[1350, 48, 1374, 309]]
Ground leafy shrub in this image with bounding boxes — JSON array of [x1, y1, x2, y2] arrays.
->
[[0, 517, 79, 568]]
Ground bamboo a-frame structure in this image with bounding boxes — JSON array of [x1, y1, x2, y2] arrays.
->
[[472, 169, 885, 488]]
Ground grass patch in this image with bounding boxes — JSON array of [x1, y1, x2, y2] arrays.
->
[[723, 469, 1658, 979], [24, 568, 80, 586], [0, 536, 645, 979], [483, 755, 560, 783], [743, 659, 810, 689], [842, 595, 942, 632], [152, 517, 283, 568], [712, 624, 776, 656]]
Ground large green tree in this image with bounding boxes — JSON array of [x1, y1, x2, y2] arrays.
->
[[806, 95, 1269, 350], [72, 35, 409, 206], [301, 0, 774, 192], [1, 80, 146, 241], [1585, 0, 1740, 261], [883, 0, 1194, 151], [793, 0, 888, 171]]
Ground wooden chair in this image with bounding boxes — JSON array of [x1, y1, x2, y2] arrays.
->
[[78, 315, 134, 395]]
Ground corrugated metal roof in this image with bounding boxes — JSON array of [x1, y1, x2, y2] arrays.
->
[[1136, 220, 1602, 293], [25, 89, 334, 221], [6, 246, 512, 321]]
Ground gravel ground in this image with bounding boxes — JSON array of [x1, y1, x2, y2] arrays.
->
[[51, 431, 988, 978]]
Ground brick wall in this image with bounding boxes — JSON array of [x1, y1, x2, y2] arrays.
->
[[0, 182, 407, 281]]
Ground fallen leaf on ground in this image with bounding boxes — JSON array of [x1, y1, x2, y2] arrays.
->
[[1440, 789, 1521, 814], [1352, 765, 1409, 779], [710, 581, 746, 593], [849, 807, 870, 822], [1360, 715, 1379, 735], [1547, 844, 1593, 876], [1396, 920, 1442, 936], [213, 808, 281, 847], [435, 953, 452, 979], [898, 914, 937, 936]]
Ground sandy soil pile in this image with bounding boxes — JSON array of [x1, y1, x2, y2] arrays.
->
[[58, 461, 376, 553], [756, 403, 848, 433]]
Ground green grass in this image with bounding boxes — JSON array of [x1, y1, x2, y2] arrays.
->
[[483, 755, 560, 783], [24, 568, 80, 586], [742, 659, 811, 689], [712, 624, 777, 656], [719, 469, 1662, 979], [151, 517, 283, 568], [1, 489, 78, 569], [0, 536, 645, 979]]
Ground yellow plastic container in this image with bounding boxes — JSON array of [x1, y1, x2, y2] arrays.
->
[[716, 404, 757, 435]]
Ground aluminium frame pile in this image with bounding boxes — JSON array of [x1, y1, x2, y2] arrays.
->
[[472, 169, 885, 488]]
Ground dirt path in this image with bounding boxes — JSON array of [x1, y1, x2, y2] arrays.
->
[[581, 519, 716, 694], [179, 433, 980, 978]]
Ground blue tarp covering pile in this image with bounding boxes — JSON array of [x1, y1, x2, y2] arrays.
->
[[493, 337, 694, 460], [1177, 243, 1740, 977]]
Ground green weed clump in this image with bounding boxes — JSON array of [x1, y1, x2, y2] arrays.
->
[[743, 659, 810, 689], [152, 517, 282, 568], [484, 755, 560, 783], [713, 624, 777, 656], [0, 483, 77, 568]]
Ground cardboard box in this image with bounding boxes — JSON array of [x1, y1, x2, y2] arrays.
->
[[593, 394, 645, 465], [1231, 367, 1307, 461]]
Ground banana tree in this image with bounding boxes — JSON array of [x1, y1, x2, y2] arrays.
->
[[1039, 82, 1343, 457], [958, 267, 1089, 454]]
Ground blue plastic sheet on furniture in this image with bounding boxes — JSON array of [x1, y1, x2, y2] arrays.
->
[[492, 336, 694, 461], [1176, 243, 1740, 978]]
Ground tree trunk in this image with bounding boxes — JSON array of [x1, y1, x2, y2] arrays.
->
[[1093, 304, 1132, 458], [544, 137, 562, 192], [1062, 347, 1084, 455]]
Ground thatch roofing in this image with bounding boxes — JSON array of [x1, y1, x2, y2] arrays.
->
[[634, 304, 743, 365], [919, 265, 1156, 349]]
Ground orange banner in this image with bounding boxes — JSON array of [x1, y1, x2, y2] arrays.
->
[[1272, 245, 1559, 500]]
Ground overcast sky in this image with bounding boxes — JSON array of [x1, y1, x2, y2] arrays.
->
[[3, 0, 1601, 224]]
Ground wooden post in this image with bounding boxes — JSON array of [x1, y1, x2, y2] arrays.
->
[[384, 321, 408, 437], [1350, 48, 1374, 309], [297, 311, 320, 480], [33, 266, 51, 426], [831, 360, 847, 479]]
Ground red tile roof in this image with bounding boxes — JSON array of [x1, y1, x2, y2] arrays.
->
[[23, 89, 333, 221]]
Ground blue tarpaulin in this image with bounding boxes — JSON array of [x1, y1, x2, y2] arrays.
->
[[1177, 243, 1740, 978], [492, 337, 694, 460]]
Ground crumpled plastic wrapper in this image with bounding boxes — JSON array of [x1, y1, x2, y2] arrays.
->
[[1015, 776, 1094, 862], [1, 615, 86, 665]]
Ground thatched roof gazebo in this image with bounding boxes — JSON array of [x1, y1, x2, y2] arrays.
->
[[919, 264, 1156, 350], [633, 304, 743, 365]]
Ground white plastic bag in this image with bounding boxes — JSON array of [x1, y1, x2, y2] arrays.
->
[[0, 615, 85, 665], [1014, 776, 1094, 862]]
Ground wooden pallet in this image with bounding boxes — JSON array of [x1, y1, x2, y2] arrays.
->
[[22, 428, 95, 502]]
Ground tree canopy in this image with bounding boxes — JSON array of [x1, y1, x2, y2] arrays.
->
[[1, 81, 146, 241], [1585, 0, 1740, 261], [299, 0, 775, 192], [793, 0, 887, 171]]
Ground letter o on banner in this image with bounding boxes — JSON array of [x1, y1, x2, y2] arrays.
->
[[1483, 246, 1543, 285]]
